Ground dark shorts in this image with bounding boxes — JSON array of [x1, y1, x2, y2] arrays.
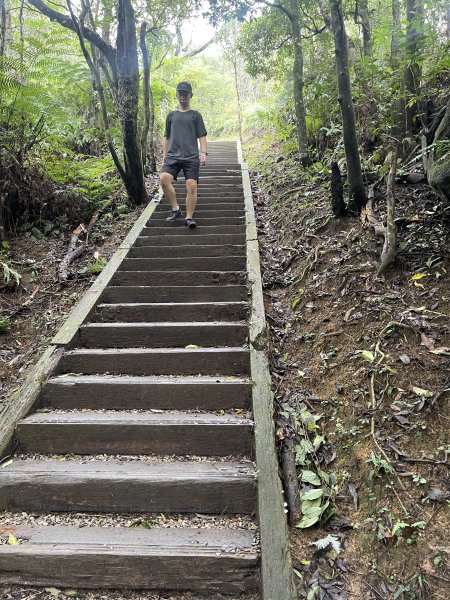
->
[[161, 158, 200, 182]]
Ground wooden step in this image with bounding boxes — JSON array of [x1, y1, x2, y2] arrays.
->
[[119, 256, 246, 272], [152, 209, 245, 219], [100, 285, 248, 303], [155, 203, 245, 212], [141, 225, 245, 236], [41, 375, 252, 410], [57, 347, 251, 376], [111, 271, 246, 287], [128, 245, 245, 258], [0, 526, 258, 592], [93, 301, 248, 322], [0, 459, 256, 513], [76, 322, 248, 348], [147, 216, 245, 226], [134, 234, 246, 246], [16, 411, 254, 456]]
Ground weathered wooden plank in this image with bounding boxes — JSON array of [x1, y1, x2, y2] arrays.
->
[[141, 225, 245, 236], [238, 140, 296, 600], [100, 285, 248, 303], [0, 346, 64, 459], [119, 256, 247, 272], [41, 374, 252, 410], [57, 347, 251, 376], [154, 203, 246, 212], [0, 526, 258, 592], [128, 245, 246, 258], [147, 216, 245, 227], [76, 322, 248, 348], [111, 271, 246, 287], [16, 412, 254, 456], [93, 301, 249, 322], [134, 234, 246, 246], [152, 210, 245, 219], [0, 459, 256, 514]]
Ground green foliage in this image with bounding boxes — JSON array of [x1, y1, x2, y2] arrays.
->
[[43, 151, 120, 207], [0, 317, 12, 333], [0, 243, 21, 288]]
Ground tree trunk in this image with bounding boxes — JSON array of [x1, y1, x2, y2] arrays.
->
[[390, 0, 405, 145], [0, 0, 6, 56], [391, 0, 402, 68], [116, 0, 148, 203], [288, 0, 311, 166], [404, 0, 424, 138], [423, 98, 450, 204], [139, 22, 156, 174], [356, 0, 372, 57], [232, 57, 243, 142], [29, 0, 147, 205], [329, 0, 367, 212]]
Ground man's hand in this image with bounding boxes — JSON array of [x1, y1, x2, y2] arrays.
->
[[200, 151, 207, 166]]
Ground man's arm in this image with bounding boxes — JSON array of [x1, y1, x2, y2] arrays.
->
[[162, 137, 168, 161], [199, 135, 207, 165]]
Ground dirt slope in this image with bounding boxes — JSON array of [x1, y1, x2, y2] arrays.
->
[[251, 147, 449, 600]]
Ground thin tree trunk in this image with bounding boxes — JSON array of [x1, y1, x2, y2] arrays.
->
[[139, 22, 156, 174], [0, 0, 7, 56], [288, 0, 311, 165], [232, 57, 243, 142], [391, 0, 402, 68], [355, 0, 372, 57], [404, 0, 424, 138], [329, 0, 367, 212], [389, 0, 405, 146], [117, 0, 148, 203]]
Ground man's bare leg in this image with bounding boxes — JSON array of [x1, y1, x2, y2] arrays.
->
[[185, 178, 198, 219], [160, 172, 178, 209]]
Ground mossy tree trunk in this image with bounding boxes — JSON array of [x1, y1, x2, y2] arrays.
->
[[424, 99, 450, 204], [329, 0, 367, 212], [28, 0, 148, 206], [404, 0, 424, 138], [286, 0, 311, 166]]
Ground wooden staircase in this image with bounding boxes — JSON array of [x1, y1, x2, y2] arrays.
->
[[0, 142, 294, 598]]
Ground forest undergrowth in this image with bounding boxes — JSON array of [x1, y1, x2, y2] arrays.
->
[[0, 179, 157, 407], [247, 137, 449, 599]]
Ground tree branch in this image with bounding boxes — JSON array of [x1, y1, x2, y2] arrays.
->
[[27, 0, 116, 66]]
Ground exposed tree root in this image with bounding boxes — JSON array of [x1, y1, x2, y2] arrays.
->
[[361, 148, 399, 274]]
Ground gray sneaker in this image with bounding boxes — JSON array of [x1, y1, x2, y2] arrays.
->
[[185, 218, 197, 229], [166, 208, 182, 222]]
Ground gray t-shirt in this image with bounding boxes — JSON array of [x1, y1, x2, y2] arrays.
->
[[164, 110, 207, 161]]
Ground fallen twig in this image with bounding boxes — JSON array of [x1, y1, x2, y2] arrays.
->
[[58, 208, 101, 283]]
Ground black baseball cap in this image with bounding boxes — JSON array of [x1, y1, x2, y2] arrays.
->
[[176, 81, 193, 93]]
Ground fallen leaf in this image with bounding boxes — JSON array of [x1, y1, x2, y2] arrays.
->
[[360, 350, 374, 362], [420, 333, 435, 350], [7, 534, 19, 545], [410, 273, 429, 281], [44, 589, 61, 598], [430, 347, 450, 356], [412, 386, 433, 398], [292, 297, 301, 310]]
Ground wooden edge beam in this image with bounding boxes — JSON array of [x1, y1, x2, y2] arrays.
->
[[51, 199, 159, 346], [238, 139, 297, 599], [0, 346, 64, 458]]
